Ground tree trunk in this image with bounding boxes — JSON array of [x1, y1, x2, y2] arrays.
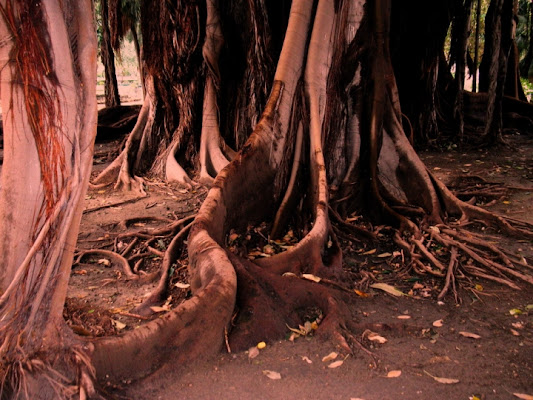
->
[[0, 0, 97, 397], [101, 0, 121, 107]]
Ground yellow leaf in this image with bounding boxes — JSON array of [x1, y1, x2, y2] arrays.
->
[[474, 284, 484, 291], [387, 370, 402, 378], [354, 289, 369, 298], [302, 274, 321, 283], [509, 308, 522, 315], [328, 360, 344, 369], [322, 352, 338, 362], [257, 341, 266, 349]]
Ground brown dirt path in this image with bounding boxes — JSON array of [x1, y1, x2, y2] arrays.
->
[[73, 132, 533, 399]]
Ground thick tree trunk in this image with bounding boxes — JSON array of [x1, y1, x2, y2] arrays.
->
[[101, 0, 121, 107], [0, 0, 97, 397]]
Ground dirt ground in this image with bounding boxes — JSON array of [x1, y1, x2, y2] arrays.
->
[[67, 130, 533, 400]]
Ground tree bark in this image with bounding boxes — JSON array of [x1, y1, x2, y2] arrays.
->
[[101, 0, 121, 107]]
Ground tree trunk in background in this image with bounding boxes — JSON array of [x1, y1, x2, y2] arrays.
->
[[0, 0, 97, 397], [101, 0, 121, 107]]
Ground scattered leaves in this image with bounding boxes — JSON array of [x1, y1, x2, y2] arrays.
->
[[111, 319, 126, 330], [248, 347, 259, 359], [174, 282, 190, 289], [322, 352, 338, 362], [263, 370, 281, 380], [459, 331, 481, 339], [424, 370, 459, 384], [370, 283, 405, 297], [432, 319, 444, 327], [97, 258, 111, 267], [302, 274, 321, 283], [387, 370, 402, 378], [365, 331, 388, 344], [328, 360, 344, 369], [513, 394, 533, 400]]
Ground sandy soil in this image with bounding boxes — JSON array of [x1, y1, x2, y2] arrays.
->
[[66, 129, 533, 400]]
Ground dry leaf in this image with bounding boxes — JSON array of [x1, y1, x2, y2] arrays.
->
[[149, 306, 169, 313], [257, 341, 266, 349], [263, 370, 281, 380], [282, 272, 297, 278], [248, 347, 259, 359], [174, 282, 190, 289], [397, 315, 411, 320], [370, 283, 405, 297], [513, 394, 533, 400], [459, 331, 481, 339], [511, 329, 520, 336], [387, 370, 402, 378], [328, 360, 344, 369], [302, 274, 321, 283], [366, 331, 388, 344], [97, 258, 111, 267], [509, 308, 522, 315], [322, 352, 338, 362], [362, 248, 377, 255], [111, 319, 126, 330], [377, 252, 392, 258], [433, 319, 444, 327], [354, 289, 369, 298], [302, 356, 312, 364], [424, 370, 459, 384]]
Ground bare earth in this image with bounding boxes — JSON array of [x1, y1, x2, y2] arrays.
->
[[71, 133, 532, 400]]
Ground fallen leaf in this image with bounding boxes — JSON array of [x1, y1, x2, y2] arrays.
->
[[301, 356, 312, 364], [513, 394, 533, 400], [362, 249, 377, 255], [174, 282, 190, 289], [509, 308, 522, 315], [150, 306, 169, 313], [433, 319, 444, 327], [263, 370, 281, 380], [111, 319, 126, 330], [322, 352, 338, 362], [282, 272, 297, 278], [459, 331, 481, 339], [424, 370, 459, 384], [474, 284, 484, 291], [354, 289, 369, 298], [302, 274, 321, 283], [248, 347, 259, 359], [257, 341, 266, 349], [370, 283, 405, 297], [97, 258, 111, 267], [511, 329, 520, 336], [377, 252, 392, 258], [387, 370, 402, 378], [397, 315, 411, 320], [366, 331, 388, 344], [512, 321, 525, 329], [328, 360, 344, 369]]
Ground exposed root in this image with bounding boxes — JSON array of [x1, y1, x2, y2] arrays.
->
[[75, 249, 137, 280], [132, 222, 192, 316]]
